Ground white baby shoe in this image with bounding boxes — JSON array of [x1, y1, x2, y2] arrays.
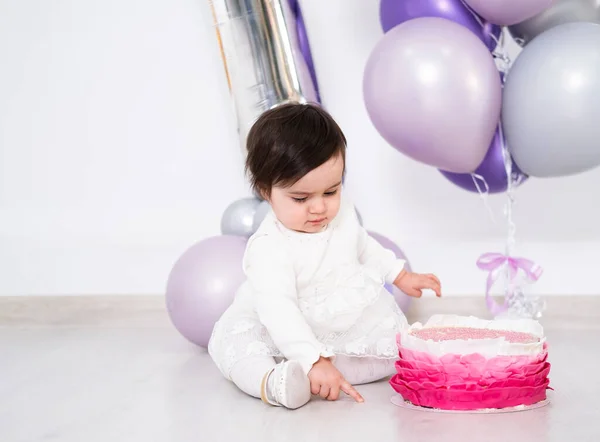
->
[[261, 360, 311, 409]]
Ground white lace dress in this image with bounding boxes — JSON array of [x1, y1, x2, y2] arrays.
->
[[208, 197, 409, 379]]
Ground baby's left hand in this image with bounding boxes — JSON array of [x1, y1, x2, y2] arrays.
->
[[394, 269, 441, 298]]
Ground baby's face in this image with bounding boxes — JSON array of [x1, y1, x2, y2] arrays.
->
[[269, 154, 344, 233]]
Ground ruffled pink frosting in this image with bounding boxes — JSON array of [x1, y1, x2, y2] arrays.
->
[[390, 336, 551, 410]]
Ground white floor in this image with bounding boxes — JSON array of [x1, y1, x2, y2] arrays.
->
[[1, 297, 599, 442]]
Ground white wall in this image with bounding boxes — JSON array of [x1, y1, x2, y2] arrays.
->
[[1, 0, 599, 296]]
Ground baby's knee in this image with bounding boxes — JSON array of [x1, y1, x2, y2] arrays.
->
[[334, 355, 396, 385]]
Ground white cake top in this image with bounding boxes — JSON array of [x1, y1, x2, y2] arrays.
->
[[399, 314, 546, 357]]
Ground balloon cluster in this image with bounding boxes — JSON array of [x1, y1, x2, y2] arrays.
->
[[367, 1, 600, 318], [367, 0, 600, 192]]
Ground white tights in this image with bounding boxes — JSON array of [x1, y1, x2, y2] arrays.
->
[[228, 355, 396, 400]]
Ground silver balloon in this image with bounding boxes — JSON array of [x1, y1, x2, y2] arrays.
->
[[252, 200, 272, 232], [221, 197, 261, 237], [209, 0, 317, 157], [502, 22, 600, 178], [508, 0, 600, 46]]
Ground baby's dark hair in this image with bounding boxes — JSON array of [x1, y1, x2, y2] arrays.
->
[[245, 102, 347, 198]]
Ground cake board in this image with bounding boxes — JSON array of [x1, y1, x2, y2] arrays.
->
[[390, 392, 551, 414]]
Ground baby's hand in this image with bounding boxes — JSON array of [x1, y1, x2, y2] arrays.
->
[[394, 269, 441, 298], [308, 357, 364, 403]]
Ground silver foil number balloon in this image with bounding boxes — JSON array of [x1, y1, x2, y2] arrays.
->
[[209, 0, 318, 157]]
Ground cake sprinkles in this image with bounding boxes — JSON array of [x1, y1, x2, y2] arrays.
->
[[409, 326, 539, 344]]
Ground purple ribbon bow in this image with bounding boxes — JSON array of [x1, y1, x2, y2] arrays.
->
[[476, 252, 543, 316]]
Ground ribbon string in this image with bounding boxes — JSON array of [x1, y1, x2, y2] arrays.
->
[[476, 253, 543, 316], [458, 5, 545, 316]]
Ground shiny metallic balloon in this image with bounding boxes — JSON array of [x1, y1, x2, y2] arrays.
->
[[209, 0, 318, 157], [379, 0, 502, 52], [221, 197, 261, 237], [508, 0, 600, 46], [502, 22, 600, 178]]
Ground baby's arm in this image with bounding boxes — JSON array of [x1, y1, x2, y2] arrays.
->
[[244, 235, 334, 375], [357, 227, 406, 285], [357, 224, 441, 297]]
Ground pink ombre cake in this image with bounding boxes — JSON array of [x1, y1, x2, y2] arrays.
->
[[390, 315, 551, 411]]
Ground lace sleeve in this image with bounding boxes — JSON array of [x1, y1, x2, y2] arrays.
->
[[244, 235, 334, 374]]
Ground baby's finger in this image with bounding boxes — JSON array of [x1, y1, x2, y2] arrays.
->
[[405, 287, 422, 298], [310, 381, 321, 395], [327, 385, 340, 401], [428, 279, 442, 297], [427, 274, 441, 286], [419, 276, 441, 297], [341, 381, 364, 403], [319, 385, 331, 399]]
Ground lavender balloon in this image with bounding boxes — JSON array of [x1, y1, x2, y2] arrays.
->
[[368, 231, 412, 313], [379, 0, 502, 51], [439, 129, 528, 194], [166, 235, 247, 348], [363, 17, 502, 173], [463, 0, 554, 26]]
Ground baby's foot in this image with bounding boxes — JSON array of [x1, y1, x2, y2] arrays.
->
[[261, 360, 311, 409]]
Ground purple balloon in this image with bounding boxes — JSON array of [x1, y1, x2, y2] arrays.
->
[[288, 0, 320, 102], [380, 0, 502, 52], [439, 128, 528, 194], [165, 235, 247, 348], [363, 17, 502, 173], [367, 231, 413, 313]]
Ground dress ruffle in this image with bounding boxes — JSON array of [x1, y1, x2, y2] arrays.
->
[[208, 275, 407, 379]]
